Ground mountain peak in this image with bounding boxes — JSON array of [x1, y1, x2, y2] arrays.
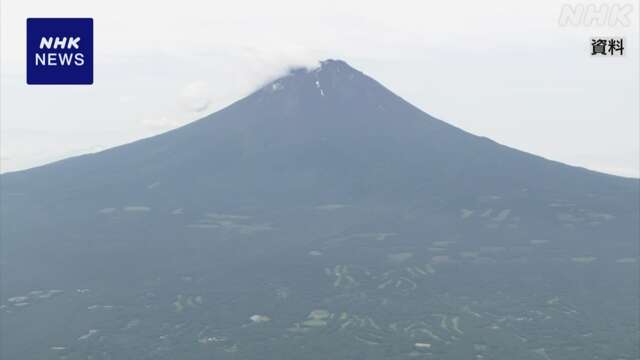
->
[[318, 58, 354, 71], [259, 58, 372, 102], [278, 59, 358, 80]]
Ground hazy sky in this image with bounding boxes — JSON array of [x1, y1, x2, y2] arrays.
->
[[1, 0, 638, 177]]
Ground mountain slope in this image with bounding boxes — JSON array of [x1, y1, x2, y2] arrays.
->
[[3, 60, 635, 206], [1, 59, 638, 360]]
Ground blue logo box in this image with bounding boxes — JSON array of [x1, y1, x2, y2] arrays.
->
[[26, 18, 93, 85]]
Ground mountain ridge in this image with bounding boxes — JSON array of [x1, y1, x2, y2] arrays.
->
[[3, 59, 635, 183]]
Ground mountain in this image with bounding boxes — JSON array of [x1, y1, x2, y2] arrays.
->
[[1, 59, 638, 360]]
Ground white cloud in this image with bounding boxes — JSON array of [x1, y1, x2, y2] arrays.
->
[[179, 80, 212, 113]]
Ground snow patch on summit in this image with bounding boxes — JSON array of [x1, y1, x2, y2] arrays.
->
[[315, 80, 325, 96]]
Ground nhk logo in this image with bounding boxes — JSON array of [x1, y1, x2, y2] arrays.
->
[[27, 18, 93, 85], [36, 37, 85, 66]]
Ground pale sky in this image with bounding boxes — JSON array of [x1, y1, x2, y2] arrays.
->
[[1, 0, 638, 177]]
